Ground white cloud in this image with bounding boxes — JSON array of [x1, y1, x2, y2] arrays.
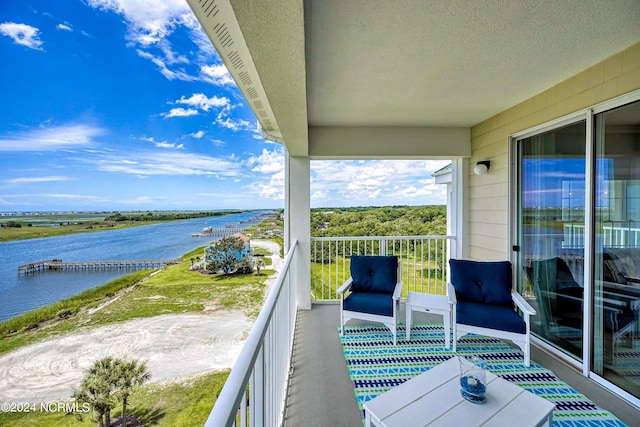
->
[[310, 160, 450, 206], [190, 130, 205, 139], [87, 0, 195, 46], [161, 107, 198, 118], [0, 123, 105, 151], [312, 190, 328, 200], [88, 0, 233, 87], [93, 151, 241, 177], [157, 38, 188, 65], [119, 195, 155, 205], [45, 193, 101, 200], [156, 142, 184, 149], [0, 192, 103, 203], [57, 23, 73, 32], [201, 64, 235, 86], [254, 169, 284, 200], [141, 136, 184, 149], [176, 93, 229, 111], [167, 93, 250, 131], [246, 148, 284, 173], [5, 176, 70, 185], [0, 22, 44, 50], [214, 106, 253, 131], [244, 148, 285, 200], [216, 117, 252, 131], [136, 49, 196, 81], [210, 139, 225, 147]]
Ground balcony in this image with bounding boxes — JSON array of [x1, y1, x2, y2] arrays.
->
[[206, 237, 639, 426]]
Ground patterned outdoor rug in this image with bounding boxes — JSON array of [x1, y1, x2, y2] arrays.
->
[[339, 323, 628, 426]]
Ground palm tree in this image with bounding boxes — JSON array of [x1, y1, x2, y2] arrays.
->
[[73, 357, 118, 427], [73, 357, 151, 427], [255, 257, 266, 275], [114, 359, 151, 426]]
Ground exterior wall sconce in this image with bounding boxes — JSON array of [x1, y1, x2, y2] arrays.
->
[[474, 160, 490, 175]]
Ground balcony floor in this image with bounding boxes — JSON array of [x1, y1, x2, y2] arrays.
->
[[284, 302, 638, 427]]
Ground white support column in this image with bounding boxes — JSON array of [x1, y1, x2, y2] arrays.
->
[[450, 158, 469, 261], [285, 151, 311, 309]]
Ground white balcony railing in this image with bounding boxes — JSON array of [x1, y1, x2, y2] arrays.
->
[[311, 235, 454, 300], [206, 240, 298, 427], [564, 222, 640, 248]]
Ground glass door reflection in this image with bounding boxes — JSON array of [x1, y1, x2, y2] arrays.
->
[[593, 100, 640, 398], [517, 121, 586, 361]]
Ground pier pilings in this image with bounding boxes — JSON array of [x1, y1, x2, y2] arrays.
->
[[18, 259, 180, 275]]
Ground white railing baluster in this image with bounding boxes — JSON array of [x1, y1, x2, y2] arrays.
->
[[420, 238, 425, 293], [413, 240, 418, 292], [205, 241, 298, 427], [254, 345, 264, 427], [310, 236, 454, 299], [321, 240, 325, 300], [335, 239, 339, 300]]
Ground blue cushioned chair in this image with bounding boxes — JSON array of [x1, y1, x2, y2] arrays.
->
[[338, 255, 402, 344], [448, 259, 536, 366]]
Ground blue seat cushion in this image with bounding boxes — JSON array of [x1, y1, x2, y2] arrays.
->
[[457, 301, 525, 334], [350, 255, 398, 294], [343, 291, 393, 317], [450, 259, 513, 306]]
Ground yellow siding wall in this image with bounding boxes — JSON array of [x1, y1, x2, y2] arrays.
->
[[468, 42, 640, 261]]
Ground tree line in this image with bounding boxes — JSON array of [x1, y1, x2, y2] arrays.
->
[[311, 205, 446, 237], [104, 210, 249, 222]]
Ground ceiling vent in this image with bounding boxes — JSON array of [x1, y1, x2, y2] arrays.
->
[[187, 0, 281, 137]]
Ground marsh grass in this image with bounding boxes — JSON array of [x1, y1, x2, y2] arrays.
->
[[0, 246, 273, 355], [0, 234, 279, 426], [0, 220, 161, 242], [0, 270, 152, 339]]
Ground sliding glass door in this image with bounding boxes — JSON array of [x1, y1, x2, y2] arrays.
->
[[593, 100, 640, 397], [516, 121, 586, 360], [514, 97, 640, 401]]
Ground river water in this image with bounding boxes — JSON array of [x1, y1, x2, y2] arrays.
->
[[0, 211, 271, 321]]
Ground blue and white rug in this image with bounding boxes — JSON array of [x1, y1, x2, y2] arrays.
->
[[339, 323, 627, 426]]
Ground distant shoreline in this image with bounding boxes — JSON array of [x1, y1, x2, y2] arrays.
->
[[0, 209, 258, 243]]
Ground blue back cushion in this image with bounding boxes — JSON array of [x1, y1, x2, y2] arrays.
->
[[450, 259, 513, 306], [350, 256, 398, 294]]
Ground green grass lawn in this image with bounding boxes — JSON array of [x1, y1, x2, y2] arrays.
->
[[0, 371, 230, 427], [311, 256, 447, 301], [0, 243, 278, 426]]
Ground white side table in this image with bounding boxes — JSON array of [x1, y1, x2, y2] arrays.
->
[[405, 292, 455, 350]]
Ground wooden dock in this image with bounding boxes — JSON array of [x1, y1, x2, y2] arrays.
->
[[18, 259, 181, 274], [191, 227, 246, 237]]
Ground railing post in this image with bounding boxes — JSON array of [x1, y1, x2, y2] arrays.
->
[[252, 346, 264, 427]]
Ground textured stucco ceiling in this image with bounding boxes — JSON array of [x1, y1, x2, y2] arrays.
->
[[190, 0, 640, 156], [304, 0, 640, 127]]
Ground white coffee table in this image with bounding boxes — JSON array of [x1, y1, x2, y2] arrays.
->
[[405, 292, 455, 350], [363, 356, 555, 427]]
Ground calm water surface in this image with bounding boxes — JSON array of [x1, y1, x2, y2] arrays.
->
[[0, 211, 270, 321]]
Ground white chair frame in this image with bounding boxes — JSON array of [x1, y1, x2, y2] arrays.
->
[[339, 261, 402, 345], [448, 282, 536, 367]]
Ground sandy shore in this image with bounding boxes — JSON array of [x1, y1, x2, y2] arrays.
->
[[0, 239, 282, 404]]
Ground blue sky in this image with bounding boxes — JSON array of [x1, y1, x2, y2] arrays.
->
[[0, 0, 448, 212]]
